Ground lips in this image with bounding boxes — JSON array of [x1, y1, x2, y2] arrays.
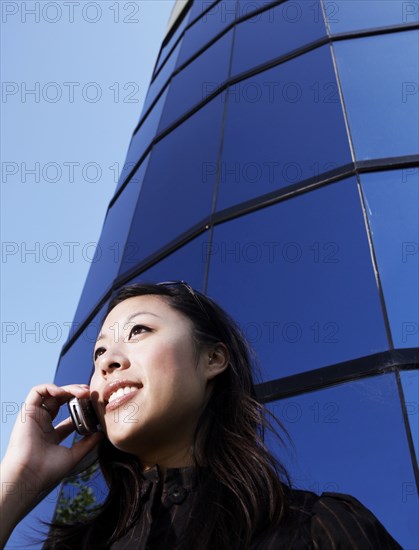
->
[[108, 386, 138, 403], [102, 378, 143, 412]]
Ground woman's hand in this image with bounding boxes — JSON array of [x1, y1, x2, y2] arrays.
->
[[0, 383, 103, 547], [3, 383, 103, 489]]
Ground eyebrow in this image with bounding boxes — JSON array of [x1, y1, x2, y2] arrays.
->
[[96, 311, 161, 342]]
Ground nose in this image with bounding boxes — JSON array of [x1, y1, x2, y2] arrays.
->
[[99, 347, 130, 376]]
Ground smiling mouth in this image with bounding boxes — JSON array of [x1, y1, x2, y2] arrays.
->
[[108, 386, 138, 403], [105, 386, 142, 412]]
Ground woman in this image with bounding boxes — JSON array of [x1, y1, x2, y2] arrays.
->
[[1, 282, 402, 549]]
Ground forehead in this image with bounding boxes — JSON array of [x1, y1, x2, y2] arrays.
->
[[99, 294, 191, 333]]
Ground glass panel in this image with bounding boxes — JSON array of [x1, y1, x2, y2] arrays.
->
[[159, 31, 233, 131], [333, 30, 419, 160], [216, 44, 352, 211], [56, 306, 106, 388], [118, 95, 225, 276], [324, 0, 419, 34], [128, 234, 208, 292], [236, 0, 278, 19], [400, 369, 419, 463], [141, 41, 182, 117], [207, 177, 389, 379], [116, 90, 168, 194], [177, 0, 237, 67], [188, 0, 231, 26], [232, 0, 327, 77], [154, 5, 192, 75], [360, 169, 419, 348], [266, 373, 415, 549], [72, 158, 150, 327]]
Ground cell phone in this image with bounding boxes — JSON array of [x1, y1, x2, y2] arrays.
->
[[68, 397, 100, 435]]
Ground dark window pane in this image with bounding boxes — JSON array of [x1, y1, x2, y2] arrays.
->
[[236, 0, 277, 18], [129, 234, 208, 292], [400, 369, 419, 463], [216, 45, 352, 211], [207, 177, 389, 378], [159, 31, 233, 131], [333, 30, 419, 160], [73, 161, 149, 327], [177, 0, 237, 67], [360, 169, 419, 348], [119, 96, 225, 275], [56, 307, 106, 387], [142, 41, 182, 117], [188, 0, 220, 24], [266, 373, 414, 548], [232, 0, 327, 77], [324, 0, 419, 34], [116, 90, 168, 193], [154, 6, 192, 75]]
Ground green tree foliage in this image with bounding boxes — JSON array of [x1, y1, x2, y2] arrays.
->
[[55, 463, 100, 524]]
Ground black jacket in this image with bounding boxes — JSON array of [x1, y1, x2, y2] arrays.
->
[[110, 465, 403, 550]]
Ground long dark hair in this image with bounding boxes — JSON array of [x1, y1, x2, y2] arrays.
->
[[44, 282, 294, 549]]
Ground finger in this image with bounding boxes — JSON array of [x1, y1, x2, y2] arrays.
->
[[44, 384, 92, 418], [25, 384, 91, 420], [26, 383, 91, 406], [70, 432, 104, 465], [54, 416, 76, 442]]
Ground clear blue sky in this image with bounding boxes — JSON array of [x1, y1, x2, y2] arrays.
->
[[1, 1, 175, 466]]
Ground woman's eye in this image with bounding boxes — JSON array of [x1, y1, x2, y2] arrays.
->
[[94, 347, 105, 360], [128, 324, 150, 339]]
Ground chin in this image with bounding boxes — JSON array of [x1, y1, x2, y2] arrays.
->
[[106, 431, 141, 456], [105, 418, 156, 456]]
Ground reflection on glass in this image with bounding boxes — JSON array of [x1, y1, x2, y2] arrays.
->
[[334, 30, 419, 159], [232, 0, 327, 76], [217, 44, 352, 210], [265, 373, 413, 548], [208, 177, 389, 378], [118, 95, 225, 275], [361, 169, 419, 348], [400, 369, 419, 463], [56, 457, 108, 522]]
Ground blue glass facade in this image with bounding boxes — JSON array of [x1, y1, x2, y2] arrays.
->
[[53, 1, 418, 547]]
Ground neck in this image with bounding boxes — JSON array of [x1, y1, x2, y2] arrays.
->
[[138, 443, 195, 472]]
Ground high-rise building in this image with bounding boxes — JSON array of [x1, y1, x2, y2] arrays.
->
[[26, 1, 419, 547]]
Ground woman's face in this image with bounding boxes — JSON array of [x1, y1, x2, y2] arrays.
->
[[90, 294, 218, 467]]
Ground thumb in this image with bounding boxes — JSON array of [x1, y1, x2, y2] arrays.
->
[[68, 432, 104, 476]]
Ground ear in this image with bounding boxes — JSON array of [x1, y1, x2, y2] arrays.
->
[[204, 343, 230, 381]]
